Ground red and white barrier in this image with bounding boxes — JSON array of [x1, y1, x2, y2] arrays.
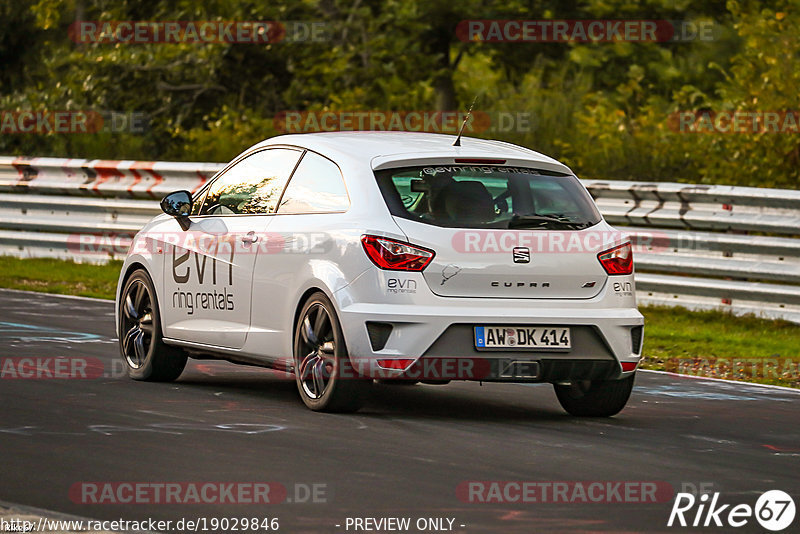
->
[[0, 157, 224, 200]]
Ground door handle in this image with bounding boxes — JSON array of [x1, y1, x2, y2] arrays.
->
[[242, 231, 259, 245]]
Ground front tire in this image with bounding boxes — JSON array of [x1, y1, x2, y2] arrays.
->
[[293, 292, 371, 412], [553, 374, 635, 417], [118, 269, 187, 382]]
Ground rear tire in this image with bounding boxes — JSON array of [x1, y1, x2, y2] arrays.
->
[[293, 292, 371, 412], [118, 269, 187, 382], [553, 374, 635, 417]]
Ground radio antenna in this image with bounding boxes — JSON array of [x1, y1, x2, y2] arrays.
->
[[453, 93, 479, 147]]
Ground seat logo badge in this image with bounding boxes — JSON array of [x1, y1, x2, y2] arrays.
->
[[512, 247, 530, 263]]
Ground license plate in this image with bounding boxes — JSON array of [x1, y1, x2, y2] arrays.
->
[[474, 326, 571, 350]]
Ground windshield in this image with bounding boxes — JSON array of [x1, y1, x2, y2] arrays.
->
[[375, 165, 602, 230]]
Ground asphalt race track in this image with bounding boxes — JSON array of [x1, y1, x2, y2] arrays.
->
[[1, 288, 798, 533]]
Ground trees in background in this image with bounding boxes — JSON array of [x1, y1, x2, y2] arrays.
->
[[1, 0, 797, 188]]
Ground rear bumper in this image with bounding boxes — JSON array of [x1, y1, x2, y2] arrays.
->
[[334, 269, 644, 381]]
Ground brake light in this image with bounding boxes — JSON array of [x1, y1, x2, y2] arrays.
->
[[361, 235, 435, 271], [454, 158, 506, 164], [621, 361, 639, 372], [598, 242, 633, 275]]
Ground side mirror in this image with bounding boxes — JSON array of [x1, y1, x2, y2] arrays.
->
[[161, 190, 192, 229], [161, 190, 192, 217]]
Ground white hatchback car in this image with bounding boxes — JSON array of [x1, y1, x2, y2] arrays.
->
[[116, 132, 643, 415]]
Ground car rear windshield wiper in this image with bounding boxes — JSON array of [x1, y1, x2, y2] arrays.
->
[[507, 214, 588, 230]]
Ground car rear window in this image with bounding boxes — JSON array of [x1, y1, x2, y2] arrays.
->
[[375, 165, 602, 230]]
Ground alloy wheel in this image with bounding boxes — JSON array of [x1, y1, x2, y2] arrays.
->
[[296, 303, 336, 399], [120, 280, 153, 369]]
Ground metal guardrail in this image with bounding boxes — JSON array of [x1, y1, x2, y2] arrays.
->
[[0, 156, 223, 199], [1, 157, 799, 323], [583, 180, 800, 323]]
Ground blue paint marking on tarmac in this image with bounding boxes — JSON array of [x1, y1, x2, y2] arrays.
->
[[0, 321, 107, 342], [634, 383, 779, 401]]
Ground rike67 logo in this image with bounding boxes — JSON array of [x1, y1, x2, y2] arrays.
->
[[668, 490, 795, 531]]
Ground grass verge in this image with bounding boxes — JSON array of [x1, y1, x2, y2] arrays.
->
[[0, 256, 797, 388], [639, 305, 799, 388], [0, 256, 122, 300]]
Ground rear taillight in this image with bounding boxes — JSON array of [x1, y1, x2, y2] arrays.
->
[[598, 242, 633, 275], [361, 235, 435, 271]]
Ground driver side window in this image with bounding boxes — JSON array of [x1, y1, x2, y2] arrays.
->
[[199, 148, 301, 215]]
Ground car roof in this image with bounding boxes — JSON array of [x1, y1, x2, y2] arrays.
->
[[254, 131, 571, 173]]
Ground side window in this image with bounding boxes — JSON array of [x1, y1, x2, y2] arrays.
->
[[530, 181, 585, 216], [276, 152, 349, 214], [199, 148, 301, 215], [190, 182, 212, 215], [391, 175, 422, 209]]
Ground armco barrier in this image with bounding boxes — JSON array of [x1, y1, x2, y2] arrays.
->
[[1, 157, 798, 324], [0, 156, 224, 199], [584, 180, 800, 323]]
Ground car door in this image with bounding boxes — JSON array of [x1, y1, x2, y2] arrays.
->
[[247, 151, 351, 361], [161, 147, 302, 348]]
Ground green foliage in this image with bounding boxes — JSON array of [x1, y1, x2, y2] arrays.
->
[[641, 304, 800, 388], [0, 256, 122, 299], [1, 0, 798, 188], [694, 1, 800, 187]]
